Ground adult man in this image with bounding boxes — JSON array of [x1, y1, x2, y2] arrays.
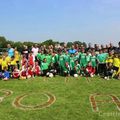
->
[[7, 44, 14, 57]]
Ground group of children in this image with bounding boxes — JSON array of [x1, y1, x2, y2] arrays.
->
[[0, 46, 120, 80]]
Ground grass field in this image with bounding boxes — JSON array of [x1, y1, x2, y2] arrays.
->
[[0, 76, 120, 120]]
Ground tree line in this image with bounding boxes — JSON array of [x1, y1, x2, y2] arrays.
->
[[0, 36, 87, 51]]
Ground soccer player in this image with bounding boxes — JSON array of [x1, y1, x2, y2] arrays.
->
[[90, 52, 97, 75], [12, 66, 20, 79], [10, 56, 17, 72], [1, 56, 8, 72], [34, 61, 41, 76], [70, 54, 75, 76], [112, 54, 120, 78], [74, 60, 81, 75], [79, 49, 87, 68], [41, 58, 49, 76], [3, 67, 10, 80]]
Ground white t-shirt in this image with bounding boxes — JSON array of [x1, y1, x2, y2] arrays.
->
[[32, 47, 39, 56]]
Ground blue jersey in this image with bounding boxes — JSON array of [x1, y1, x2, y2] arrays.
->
[[4, 71, 10, 78]]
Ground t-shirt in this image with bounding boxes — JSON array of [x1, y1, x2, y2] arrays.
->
[[4, 71, 10, 78], [46, 55, 52, 65], [32, 47, 39, 56], [113, 58, 120, 68], [58, 54, 65, 67], [106, 56, 113, 63], [8, 48, 14, 57], [70, 57, 75, 70], [64, 54, 70, 63], [37, 53, 41, 61], [1, 60, 8, 70], [41, 62, 49, 70], [75, 64, 81, 73], [90, 56, 97, 67], [80, 53, 86, 64], [11, 60, 17, 66], [14, 51, 20, 61]]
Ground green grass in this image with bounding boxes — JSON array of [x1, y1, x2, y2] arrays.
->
[[0, 76, 120, 120]]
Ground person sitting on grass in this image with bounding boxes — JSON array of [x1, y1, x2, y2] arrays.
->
[[12, 66, 20, 79], [74, 60, 81, 76], [20, 65, 27, 80], [27, 65, 34, 79], [48, 62, 57, 77], [34, 61, 41, 76], [41, 58, 49, 77], [85, 62, 95, 77], [3, 67, 10, 81], [104, 63, 114, 80]]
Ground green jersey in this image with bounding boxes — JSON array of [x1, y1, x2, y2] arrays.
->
[[46, 54, 52, 65], [70, 57, 75, 70], [41, 54, 46, 61], [41, 62, 49, 70], [90, 56, 97, 67], [64, 54, 70, 63], [52, 56, 56, 63], [86, 55, 91, 63], [58, 54, 65, 67], [75, 64, 81, 74], [37, 53, 41, 61], [79, 53, 87, 67]]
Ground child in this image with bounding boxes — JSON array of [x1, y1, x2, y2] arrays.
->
[[74, 60, 81, 75], [48, 62, 57, 77], [86, 62, 95, 77], [21, 55, 28, 69], [20, 65, 27, 79], [34, 61, 41, 76], [104, 63, 114, 80], [70, 54, 75, 76], [12, 66, 20, 79], [10, 56, 17, 72], [41, 58, 49, 76], [90, 52, 97, 75], [28, 51, 35, 67], [63, 62, 70, 77], [3, 67, 10, 80], [27, 65, 34, 78], [112, 54, 120, 78], [1, 56, 8, 72]]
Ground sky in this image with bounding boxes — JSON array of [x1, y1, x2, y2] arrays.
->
[[0, 0, 120, 46]]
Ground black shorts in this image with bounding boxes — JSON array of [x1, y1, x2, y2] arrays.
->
[[113, 66, 119, 71], [42, 70, 48, 76]]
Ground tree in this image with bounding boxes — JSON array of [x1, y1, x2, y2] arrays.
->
[[0, 36, 7, 48]]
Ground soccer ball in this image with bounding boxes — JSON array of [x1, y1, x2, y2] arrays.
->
[[49, 73, 54, 78], [74, 74, 78, 77]]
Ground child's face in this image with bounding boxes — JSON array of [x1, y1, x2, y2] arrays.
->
[[44, 59, 46, 62], [75, 61, 78, 64]]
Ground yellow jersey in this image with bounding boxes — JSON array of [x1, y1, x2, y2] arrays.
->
[[5, 56, 11, 65], [14, 51, 20, 61], [1, 60, 8, 70], [10, 60, 17, 66], [113, 57, 120, 68], [106, 56, 113, 63]]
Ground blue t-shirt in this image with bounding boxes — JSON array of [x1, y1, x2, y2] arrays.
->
[[4, 71, 10, 78], [8, 48, 14, 57], [68, 49, 77, 54]]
